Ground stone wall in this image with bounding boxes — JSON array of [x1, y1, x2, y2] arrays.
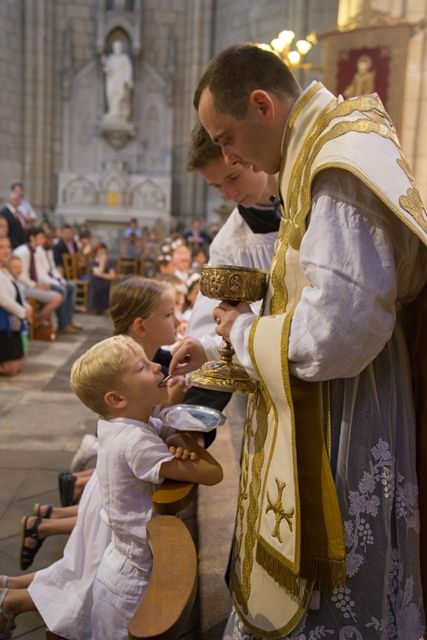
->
[[0, 0, 95, 213], [0, 1, 23, 207]]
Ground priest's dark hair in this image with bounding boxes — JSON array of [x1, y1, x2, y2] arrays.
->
[[193, 43, 301, 119]]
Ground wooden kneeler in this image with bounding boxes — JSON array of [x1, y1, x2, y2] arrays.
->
[[45, 481, 197, 640], [128, 514, 197, 640]]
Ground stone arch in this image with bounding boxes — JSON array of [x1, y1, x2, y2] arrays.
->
[[130, 179, 166, 210], [105, 26, 132, 55], [102, 175, 125, 206], [63, 177, 97, 205]]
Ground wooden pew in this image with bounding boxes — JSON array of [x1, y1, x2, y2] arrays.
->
[[62, 253, 89, 310], [45, 481, 197, 640]]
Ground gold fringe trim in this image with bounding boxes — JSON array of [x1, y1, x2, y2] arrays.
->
[[256, 538, 346, 599], [299, 555, 346, 588], [256, 539, 301, 598]]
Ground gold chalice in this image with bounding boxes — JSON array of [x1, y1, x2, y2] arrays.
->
[[189, 264, 267, 393]]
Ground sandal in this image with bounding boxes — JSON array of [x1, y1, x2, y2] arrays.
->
[[0, 588, 15, 640], [58, 471, 76, 507], [19, 516, 45, 571], [32, 503, 53, 519]]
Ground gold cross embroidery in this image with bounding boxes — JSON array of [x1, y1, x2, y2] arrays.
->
[[266, 478, 294, 543]]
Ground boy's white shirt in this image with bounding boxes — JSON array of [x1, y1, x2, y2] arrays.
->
[[96, 416, 175, 570], [35, 247, 65, 286]]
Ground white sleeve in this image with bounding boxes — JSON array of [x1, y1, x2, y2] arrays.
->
[[229, 312, 259, 379], [288, 187, 397, 381], [34, 249, 55, 285], [0, 274, 27, 319], [127, 429, 174, 485]]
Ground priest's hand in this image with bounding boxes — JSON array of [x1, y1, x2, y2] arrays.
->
[[213, 301, 251, 342], [169, 336, 208, 376]]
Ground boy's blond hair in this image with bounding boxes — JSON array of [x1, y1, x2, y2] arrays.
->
[[70, 335, 144, 417]]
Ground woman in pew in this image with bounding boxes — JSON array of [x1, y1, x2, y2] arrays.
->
[[0, 277, 198, 640], [0, 235, 32, 377]]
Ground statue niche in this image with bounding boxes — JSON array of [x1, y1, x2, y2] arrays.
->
[[102, 39, 133, 121], [99, 37, 136, 149]]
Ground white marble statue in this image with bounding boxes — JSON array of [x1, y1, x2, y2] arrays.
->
[[102, 40, 134, 120]]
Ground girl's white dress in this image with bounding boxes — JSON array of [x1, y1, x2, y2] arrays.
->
[[28, 472, 110, 640]]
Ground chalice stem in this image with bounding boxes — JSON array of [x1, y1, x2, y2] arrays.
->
[[218, 339, 235, 365]]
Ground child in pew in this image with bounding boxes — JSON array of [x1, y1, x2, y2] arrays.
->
[[70, 335, 223, 640]]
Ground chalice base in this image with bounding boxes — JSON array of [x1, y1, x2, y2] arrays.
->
[[189, 359, 257, 394]]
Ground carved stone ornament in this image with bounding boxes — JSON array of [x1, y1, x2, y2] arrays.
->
[[99, 117, 136, 149]]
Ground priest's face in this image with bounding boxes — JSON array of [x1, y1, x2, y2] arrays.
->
[[198, 87, 280, 174], [199, 157, 270, 207]]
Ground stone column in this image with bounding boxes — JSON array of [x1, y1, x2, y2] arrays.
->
[[0, 0, 23, 204], [171, 0, 214, 224], [22, 0, 58, 213]]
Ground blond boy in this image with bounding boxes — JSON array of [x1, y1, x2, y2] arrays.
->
[[70, 335, 222, 640]]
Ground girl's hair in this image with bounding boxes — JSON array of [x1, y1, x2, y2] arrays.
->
[[109, 276, 168, 335], [70, 334, 144, 417]]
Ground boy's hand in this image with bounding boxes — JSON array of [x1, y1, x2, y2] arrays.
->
[[166, 433, 201, 461], [168, 445, 199, 462]]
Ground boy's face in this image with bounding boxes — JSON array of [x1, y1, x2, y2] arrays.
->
[[119, 351, 168, 418], [32, 231, 46, 247], [199, 156, 270, 207], [8, 258, 22, 279], [143, 289, 179, 346]]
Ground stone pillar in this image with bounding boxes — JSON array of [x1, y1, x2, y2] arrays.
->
[[0, 1, 23, 205], [22, 0, 58, 213], [171, 0, 214, 224]]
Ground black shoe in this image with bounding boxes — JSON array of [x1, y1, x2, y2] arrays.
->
[[58, 470, 76, 507]]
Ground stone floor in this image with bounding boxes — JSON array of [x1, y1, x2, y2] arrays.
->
[[0, 312, 243, 639]]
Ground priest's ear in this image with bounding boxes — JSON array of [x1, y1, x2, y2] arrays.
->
[[104, 390, 128, 410], [249, 90, 276, 120]]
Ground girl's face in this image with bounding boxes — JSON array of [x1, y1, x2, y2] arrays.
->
[[143, 289, 179, 347]]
